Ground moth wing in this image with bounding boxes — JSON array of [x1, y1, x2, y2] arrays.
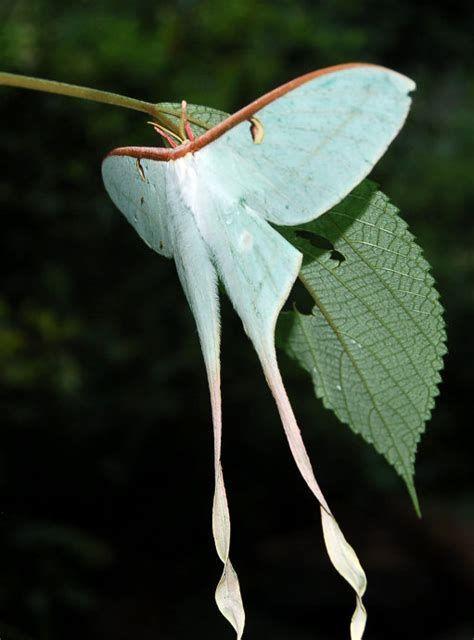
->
[[193, 166, 367, 638], [102, 155, 173, 258], [197, 65, 415, 225], [191, 178, 302, 351]]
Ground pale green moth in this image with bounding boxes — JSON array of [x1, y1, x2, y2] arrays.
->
[[0, 62, 415, 639], [100, 63, 415, 640]]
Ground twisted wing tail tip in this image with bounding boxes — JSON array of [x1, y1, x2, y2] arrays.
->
[[257, 351, 368, 640], [351, 600, 368, 640], [321, 509, 367, 640], [215, 560, 245, 639]]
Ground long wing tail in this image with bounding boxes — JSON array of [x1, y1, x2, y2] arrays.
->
[[258, 345, 367, 640], [197, 187, 367, 639], [167, 183, 245, 637], [211, 379, 245, 637]]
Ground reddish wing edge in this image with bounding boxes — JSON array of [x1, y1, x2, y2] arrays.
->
[[105, 62, 398, 162]]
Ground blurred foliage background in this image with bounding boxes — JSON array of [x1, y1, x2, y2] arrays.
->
[[0, 1, 473, 639]]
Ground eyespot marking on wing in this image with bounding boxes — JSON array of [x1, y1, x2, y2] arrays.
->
[[250, 117, 264, 144], [136, 158, 146, 181]]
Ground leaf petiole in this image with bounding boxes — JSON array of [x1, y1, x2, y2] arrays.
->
[[0, 71, 179, 135]]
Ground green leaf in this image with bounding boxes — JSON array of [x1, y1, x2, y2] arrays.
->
[[277, 181, 446, 513], [152, 103, 446, 512], [156, 102, 229, 136]]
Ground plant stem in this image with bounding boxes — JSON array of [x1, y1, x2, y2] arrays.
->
[[0, 71, 178, 133]]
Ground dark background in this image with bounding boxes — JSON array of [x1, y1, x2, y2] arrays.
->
[[1, 1, 473, 639]]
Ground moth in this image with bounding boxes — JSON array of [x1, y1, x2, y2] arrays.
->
[[101, 63, 415, 640]]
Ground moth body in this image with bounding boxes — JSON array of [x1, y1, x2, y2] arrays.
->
[[102, 63, 417, 640]]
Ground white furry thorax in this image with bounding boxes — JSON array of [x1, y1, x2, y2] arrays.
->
[[169, 152, 201, 213], [166, 151, 257, 256], [167, 151, 231, 244]]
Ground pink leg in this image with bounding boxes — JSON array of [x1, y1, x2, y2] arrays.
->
[[150, 123, 179, 148], [181, 100, 195, 142]]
